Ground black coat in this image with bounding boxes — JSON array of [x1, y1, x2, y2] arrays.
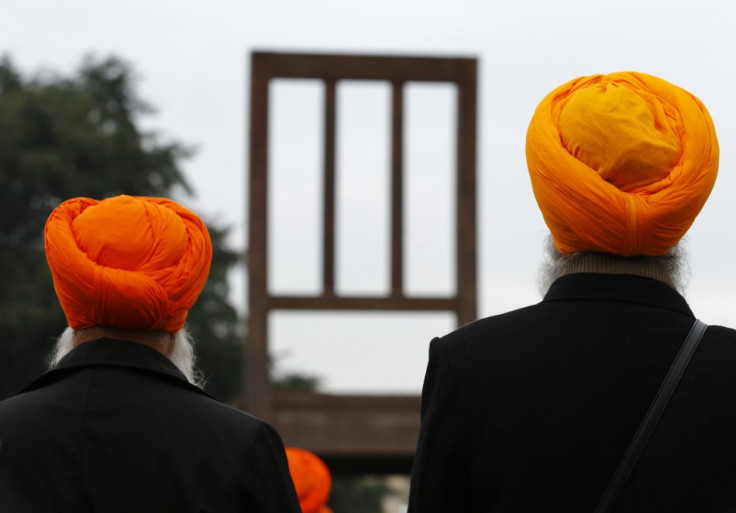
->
[[0, 338, 301, 513], [408, 273, 736, 513]]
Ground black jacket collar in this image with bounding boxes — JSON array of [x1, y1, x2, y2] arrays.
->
[[543, 273, 694, 318], [21, 338, 213, 399]]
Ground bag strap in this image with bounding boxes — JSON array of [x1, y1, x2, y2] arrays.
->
[[594, 319, 709, 513]]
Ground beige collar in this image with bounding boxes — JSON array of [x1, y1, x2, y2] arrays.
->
[[559, 252, 677, 289]]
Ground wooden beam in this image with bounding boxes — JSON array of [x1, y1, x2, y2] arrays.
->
[[251, 51, 477, 82], [268, 295, 457, 311], [323, 79, 337, 296], [271, 390, 421, 456], [391, 81, 404, 297], [456, 59, 479, 326], [245, 54, 272, 419]]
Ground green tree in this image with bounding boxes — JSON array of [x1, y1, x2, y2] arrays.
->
[[0, 55, 242, 401]]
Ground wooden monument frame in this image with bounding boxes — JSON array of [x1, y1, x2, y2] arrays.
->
[[246, 51, 477, 473]]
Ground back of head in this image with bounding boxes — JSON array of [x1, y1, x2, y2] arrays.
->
[[44, 195, 212, 332], [285, 447, 333, 513], [526, 72, 719, 257]]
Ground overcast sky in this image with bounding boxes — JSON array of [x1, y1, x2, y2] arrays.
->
[[4, 0, 736, 393]]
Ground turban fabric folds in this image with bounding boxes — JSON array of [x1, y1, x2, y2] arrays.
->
[[45, 195, 212, 332], [285, 447, 333, 513], [526, 72, 719, 256]]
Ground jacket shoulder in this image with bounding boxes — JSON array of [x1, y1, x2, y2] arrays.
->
[[435, 302, 544, 350]]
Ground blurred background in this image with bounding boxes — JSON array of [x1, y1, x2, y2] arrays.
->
[[2, 1, 735, 511]]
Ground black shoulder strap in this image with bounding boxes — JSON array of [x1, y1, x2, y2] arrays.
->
[[594, 319, 709, 513]]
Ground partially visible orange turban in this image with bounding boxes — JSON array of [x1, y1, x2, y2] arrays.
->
[[526, 72, 719, 256], [285, 448, 333, 513], [45, 195, 212, 332]]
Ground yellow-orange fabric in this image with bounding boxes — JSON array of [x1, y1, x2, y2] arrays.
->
[[285, 447, 333, 513], [45, 195, 212, 332], [526, 72, 719, 256]]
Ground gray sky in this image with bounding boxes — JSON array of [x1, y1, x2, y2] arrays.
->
[[4, 0, 736, 393]]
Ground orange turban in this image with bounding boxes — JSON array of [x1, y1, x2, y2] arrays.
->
[[526, 72, 719, 256], [285, 448, 333, 513], [45, 195, 212, 332]]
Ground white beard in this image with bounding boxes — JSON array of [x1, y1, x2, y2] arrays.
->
[[49, 326, 204, 388], [48, 327, 75, 369]]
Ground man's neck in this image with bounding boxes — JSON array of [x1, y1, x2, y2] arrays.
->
[[558, 252, 678, 290], [72, 327, 175, 357]]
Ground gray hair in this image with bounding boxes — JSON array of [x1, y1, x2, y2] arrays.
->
[[49, 327, 205, 388], [537, 235, 689, 297]]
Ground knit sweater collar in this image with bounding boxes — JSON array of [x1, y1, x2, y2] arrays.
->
[[556, 252, 678, 290]]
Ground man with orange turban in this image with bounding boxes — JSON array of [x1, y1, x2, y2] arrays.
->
[[409, 73, 736, 512], [286, 447, 334, 513], [0, 195, 301, 513]]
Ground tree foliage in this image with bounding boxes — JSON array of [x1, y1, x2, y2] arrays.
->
[[0, 55, 242, 401]]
